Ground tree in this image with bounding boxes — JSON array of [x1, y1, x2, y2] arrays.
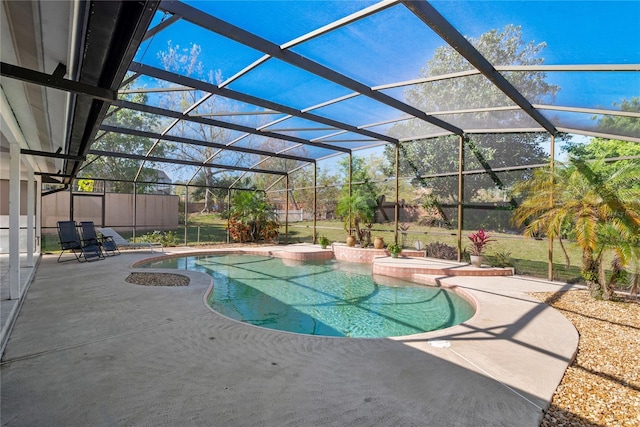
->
[[285, 164, 341, 219], [315, 167, 341, 219], [80, 90, 161, 193], [595, 97, 640, 137], [158, 42, 250, 210], [226, 190, 279, 243], [564, 96, 640, 181], [338, 155, 380, 207], [512, 157, 640, 300], [335, 155, 379, 245], [335, 193, 375, 245], [190, 173, 249, 213], [367, 153, 414, 203], [385, 25, 559, 204], [76, 179, 95, 192], [565, 137, 640, 161], [158, 42, 313, 208], [250, 138, 311, 210], [564, 137, 640, 190]]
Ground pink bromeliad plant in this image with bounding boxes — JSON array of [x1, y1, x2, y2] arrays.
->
[[468, 229, 496, 256]]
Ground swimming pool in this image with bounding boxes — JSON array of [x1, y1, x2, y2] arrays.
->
[[140, 254, 475, 338]]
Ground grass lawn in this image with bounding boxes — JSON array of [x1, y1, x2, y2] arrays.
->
[[42, 214, 631, 287], [182, 215, 589, 283], [286, 219, 586, 283]]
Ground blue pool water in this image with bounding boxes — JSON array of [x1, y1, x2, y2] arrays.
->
[[140, 255, 475, 338]]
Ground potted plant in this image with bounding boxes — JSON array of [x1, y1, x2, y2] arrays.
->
[[468, 228, 495, 267], [336, 193, 375, 247], [387, 242, 402, 258], [318, 235, 330, 249], [345, 235, 356, 247]]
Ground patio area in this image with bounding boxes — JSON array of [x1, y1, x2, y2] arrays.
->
[[1, 246, 580, 426]]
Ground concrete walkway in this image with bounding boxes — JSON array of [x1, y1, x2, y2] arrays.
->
[[1, 246, 579, 426]]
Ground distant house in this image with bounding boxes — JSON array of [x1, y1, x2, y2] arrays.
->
[[153, 170, 172, 195], [101, 169, 172, 194]]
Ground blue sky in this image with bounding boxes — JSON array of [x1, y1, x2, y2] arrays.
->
[[436, 1, 639, 62], [132, 0, 639, 177], [434, 1, 640, 110], [138, 1, 639, 110]]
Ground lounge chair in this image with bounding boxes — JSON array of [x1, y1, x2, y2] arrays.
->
[[96, 227, 163, 253], [80, 221, 120, 256], [57, 220, 104, 263]]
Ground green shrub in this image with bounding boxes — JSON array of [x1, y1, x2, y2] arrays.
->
[[139, 230, 180, 247], [318, 235, 330, 247], [387, 243, 402, 256], [492, 250, 515, 268]]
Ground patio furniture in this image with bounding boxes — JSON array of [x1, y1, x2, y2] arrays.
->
[[80, 221, 120, 256], [96, 227, 163, 253], [57, 220, 104, 263]]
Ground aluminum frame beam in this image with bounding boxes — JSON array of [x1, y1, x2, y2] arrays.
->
[[132, 92, 215, 182], [533, 104, 640, 118], [1, 62, 116, 102], [67, 176, 257, 192], [99, 124, 315, 165], [557, 127, 640, 144], [130, 62, 396, 147], [142, 13, 182, 41], [113, 99, 340, 157], [401, 0, 557, 135], [20, 149, 86, 162], [217, 0, 399, 87], [372, 64, 639, 91], [281, 0, 399, 50], [89, 150, 287, 176], [496, 64, 640, 72], [158, 1, 463, 136], [116, 86, 354, 153]]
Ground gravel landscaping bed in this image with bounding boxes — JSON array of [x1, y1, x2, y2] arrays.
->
[[533, 290, 639, 427], [126, 272, 190, 287]]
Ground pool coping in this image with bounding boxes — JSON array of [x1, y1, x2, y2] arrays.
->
[[130, 244, 579, 416], [1, 244, 580, 426], [131, 245, 335, 268], [131, 245, 504, 338], [133, 243, 513, 277], [134, 247, 482, 338]]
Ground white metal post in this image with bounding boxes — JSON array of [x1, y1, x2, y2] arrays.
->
[[457, 135, 464, 262], [9, 142, 21, 299], [226, 189, 231, 244], [394, 143, 399, 244], [549, 134, 555, 281], [184, 185, 189, 245], [36, 175, 42, 254], [285, 176, 289, 245], [313, 164, 317, 244], [27, 164, 35, 266], [132, 182, 137, 241]]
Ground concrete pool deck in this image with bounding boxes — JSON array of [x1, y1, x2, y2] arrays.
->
[[1, 244, 579, 426]]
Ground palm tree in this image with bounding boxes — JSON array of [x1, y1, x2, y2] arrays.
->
[[512, 157, 640, 299], [227, 191, 279, 243], [336, 193, 376, 246]]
